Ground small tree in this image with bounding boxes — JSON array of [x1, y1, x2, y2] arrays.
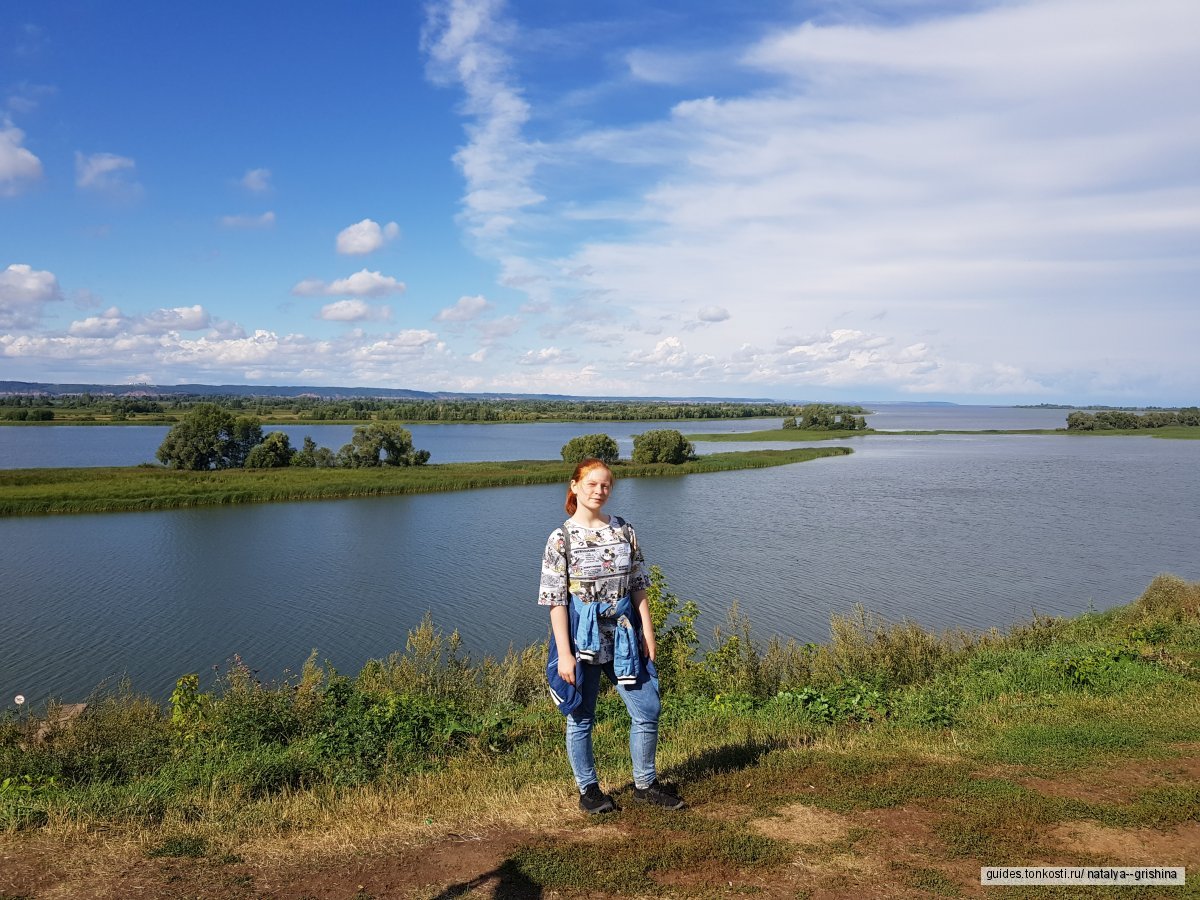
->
[[156, 403, 264, 470], [781, 416, 797, 429], [244, 431, 295, 468], [337, 422, 429, 467], [631, 429, 695, 465], [561, 433, 619, 465]]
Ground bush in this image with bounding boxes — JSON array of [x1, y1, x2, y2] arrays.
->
[[244, 431, 295, 468], [631, 429, 695, 465], [561, 433, 619, 465], [337, 423, 430, 467]]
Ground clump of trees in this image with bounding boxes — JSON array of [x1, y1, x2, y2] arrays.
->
[[156, 404, 263, 470], [561, 433, 620, 465], [1, 408, 53, 421], [632, 429, 695, 464], [335, 422, 431, 467], [782, 404, 866, 431], [1067, 408, 1200, 431], [156, 406, 428, 470]]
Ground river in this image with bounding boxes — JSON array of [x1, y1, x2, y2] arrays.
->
[[1, 405, 1196, 706]]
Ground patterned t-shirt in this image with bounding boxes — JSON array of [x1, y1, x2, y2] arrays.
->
[[539, 516, 651, 665]]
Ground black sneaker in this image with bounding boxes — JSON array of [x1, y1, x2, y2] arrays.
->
[[579, 783, 616, 815], [633, 780, 685, 810]]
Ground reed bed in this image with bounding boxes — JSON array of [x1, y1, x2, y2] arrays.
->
[[0, 447, 850, 517]]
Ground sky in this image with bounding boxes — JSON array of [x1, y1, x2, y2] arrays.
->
[[1, 0, 1197, 404]]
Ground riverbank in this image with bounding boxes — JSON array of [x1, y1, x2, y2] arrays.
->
[[688, 426, 1200, 441], [1, 573, 1197, 897], [0, 446, 851, 517]]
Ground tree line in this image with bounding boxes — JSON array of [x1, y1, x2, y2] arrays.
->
[[155, 404, 429, 470], [1, 393, 858, 424], [1066, 408, 1200, 431], [781, 404, 868, 430]]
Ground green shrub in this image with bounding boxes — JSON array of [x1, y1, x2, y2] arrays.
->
[[631, 429, 695, 464], [560, 433, 619, 465]]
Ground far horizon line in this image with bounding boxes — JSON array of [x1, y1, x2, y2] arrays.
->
[[0, 379, 1189, 410]]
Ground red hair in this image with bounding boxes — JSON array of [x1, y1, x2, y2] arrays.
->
[[565, 458, 613, 515]]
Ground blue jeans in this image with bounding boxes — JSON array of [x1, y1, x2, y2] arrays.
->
[[566, 659, 661, 792]]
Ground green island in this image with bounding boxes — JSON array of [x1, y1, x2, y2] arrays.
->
[[0, 447, 851, 517], [2, 572, 1197, 896]]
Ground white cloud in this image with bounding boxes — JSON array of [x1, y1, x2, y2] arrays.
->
[[336, 218, 401, 254], [135, 305, 212, 335], [241, 168, 271, 192], [0, 263, 60, 328], [0, 118, 42, 195], [69, 307, 126, 337], [697, 305, 730, 323], [518, 346, 575, 366], [220, 211, 276, 229], [75, 151, 142, 198], [0, 326, 450, 388], [291, 269, 407, 298], [421, 0, 1199, 401], [435, 294, 491, 322], [319, 299, 391, 322], [423, 0, 544, 247], [328, 269, 406, 297], [290, 278, 327, 297]]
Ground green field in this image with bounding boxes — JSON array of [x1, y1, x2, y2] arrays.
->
[[0, 446, 852, 517]]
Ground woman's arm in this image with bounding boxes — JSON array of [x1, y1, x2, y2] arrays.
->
[[633, 588, 656, 662], [549, 604, 576, 685]]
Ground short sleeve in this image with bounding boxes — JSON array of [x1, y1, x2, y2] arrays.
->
[[538, 528, 569, 606]]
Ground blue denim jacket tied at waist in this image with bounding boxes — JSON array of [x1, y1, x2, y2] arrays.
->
[[546, 594, 648, 715]]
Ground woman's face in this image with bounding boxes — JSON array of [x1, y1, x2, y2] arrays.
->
[[571, 467, 613, 514]]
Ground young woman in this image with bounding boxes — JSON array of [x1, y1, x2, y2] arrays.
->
[[539, 457, 684, 814]]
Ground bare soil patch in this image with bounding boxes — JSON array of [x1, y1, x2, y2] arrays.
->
[[1049, 821, 1200, 866]]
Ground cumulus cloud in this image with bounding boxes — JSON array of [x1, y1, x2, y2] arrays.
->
[[697, 305, 730, 323], [518, 346, 575, 366], [420, 0, 1200, 400], [0, 118, 42, 195], [0, 325, 451, 388], [319, 299, 391, 322], [336, 218, 401, 254], [220, 211, 276, 229], [241, 168, 271, 192], [0, 263, 60, 328], [68, 307, 126, 337], [292, 269, 407, 298], [75, 151, 142, 198], [435, 294, 491, 322], [135, 305, 212, 334]]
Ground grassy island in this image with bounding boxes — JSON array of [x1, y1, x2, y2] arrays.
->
[[1, 573, 1197, 897], [0, 446, 851, 517]]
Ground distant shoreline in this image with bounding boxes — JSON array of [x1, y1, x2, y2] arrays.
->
[[686, 426, 1200, 441]]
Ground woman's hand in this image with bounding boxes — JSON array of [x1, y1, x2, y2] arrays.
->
[[558, 650, 577, 685], [640, 630, 657, 663]]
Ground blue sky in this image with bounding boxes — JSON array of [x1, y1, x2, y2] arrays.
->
[[2, 0, 1197, 404]]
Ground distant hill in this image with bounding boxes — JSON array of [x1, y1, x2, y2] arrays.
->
[[0, 380, 780, 404]]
